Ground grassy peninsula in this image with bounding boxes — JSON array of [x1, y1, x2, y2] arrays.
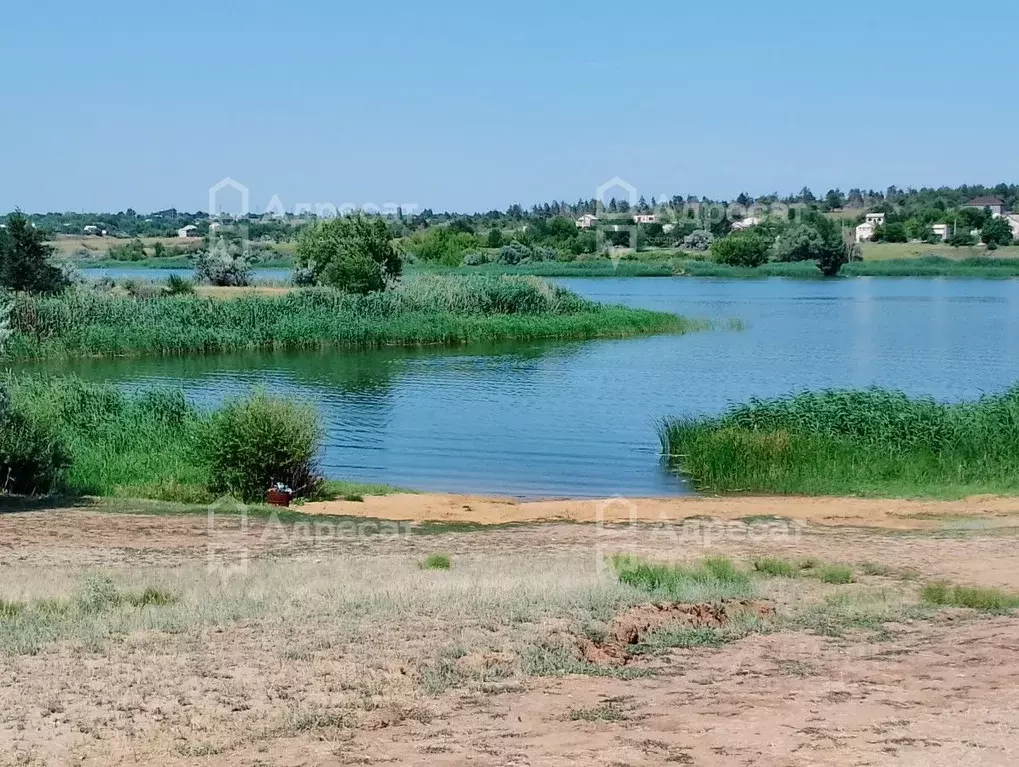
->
[[2, 275, 695, 360], [660, 387, 1019, 498]]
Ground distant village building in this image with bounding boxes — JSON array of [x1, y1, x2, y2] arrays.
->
[[1006, 214, 1019, 241], [632, 213, 658, 225], [931, 223, 950, 242], [575, 214, 598, 229], [964, 196, 1009, 217], [731, 216, 760, 231], [856, 222, 876, 243], [83, 225, 99, 234], [177, 224, 199, 238]]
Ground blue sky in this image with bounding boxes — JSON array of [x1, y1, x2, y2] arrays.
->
[[3, 0, 1016, 214]]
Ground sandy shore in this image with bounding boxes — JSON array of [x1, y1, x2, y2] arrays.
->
[[299, 492, 1019, 530]]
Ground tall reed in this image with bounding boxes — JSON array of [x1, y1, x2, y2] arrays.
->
[[3, 276, 690, 360], [660, 386, 1019, 497]]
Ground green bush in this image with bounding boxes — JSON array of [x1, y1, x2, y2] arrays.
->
[[710, 231, 771, 267], [201, 393, 323, 502], [407, 227, 480, 266], [0, 383, 70, 495]]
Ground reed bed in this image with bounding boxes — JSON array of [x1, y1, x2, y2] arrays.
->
[[660, 387, 1019, 497], [3, 275, 690, 360]]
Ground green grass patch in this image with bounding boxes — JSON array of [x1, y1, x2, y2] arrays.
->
[[819, 564, 854, 584], [421, 553, 452, 570], [921, 581, 1019, 612], [610, 555, 755, 602], [661, 386, 1019, 498]]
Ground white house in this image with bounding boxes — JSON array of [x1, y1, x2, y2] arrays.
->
[[575, 214, 598, 229], [632, 213, 658, 225], [1006, 215, 1019, 241], [865, 212, 886, 227], [931, 223, 951, 242], [856, 222, 876, 243], [731, 216, 760, 231], [83, 225, 99, 234], [964, 196, 1009, 217], [177, 224, 199, 238]]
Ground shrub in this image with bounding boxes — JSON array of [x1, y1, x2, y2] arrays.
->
[[407, 227, 480, 266], [163, 274, 195, 295], [462, 250, 487, 266], [948, 231, 977, 247], [532, 245, 558, 262], [421, 553, 451, 570], [108, 239, 147, 262], [710, 231, 771, 267], [498, 241, 532, 265], [295, 216, 402, 293], [0, 383, 71, 495], [682, 229, 714, 252], [0, 294, 11, 354], [201, 393, 323, 502], [486, 229, 504, 248], [819, 564, 854, 584], [195, 242, 253, 287]]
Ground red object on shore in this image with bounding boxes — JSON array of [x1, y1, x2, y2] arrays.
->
[[266, 488, 293, 508]]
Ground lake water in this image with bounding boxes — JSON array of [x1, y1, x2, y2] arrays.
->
[[83, 267, 291, 283], [33, 277, 1019, 498]]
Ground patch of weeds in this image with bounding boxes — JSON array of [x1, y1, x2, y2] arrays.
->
[[739, 514, 790, 524], [610, 555, 755, 602], [421, 645, 468, 695], [570, 703, 627, 722], [820, 564, 854, 585], [790, 590, 926, 639], [342, 493, 364, 502], [290, 709, 349, 731], [522, 643, 650, 680], [753, 557, 799, 578], [922, 581, 1019, 612], [77, 575, 121, 614], [123, 587, 177, 607], [859, 562, 893, 577], [420, 553, 452, 571], [175, 742, 224, 757], [0, 599, 23, 618], [635, 612, 771, 656]]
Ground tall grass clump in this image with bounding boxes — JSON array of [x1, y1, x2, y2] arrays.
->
[[0, 375, 325, 503], [660, 386, 1019, 497], [201, 393, 323, 502], [921, 581, 1019, 612], [1, 275, 691, 360], [610, 555, 755, 602]]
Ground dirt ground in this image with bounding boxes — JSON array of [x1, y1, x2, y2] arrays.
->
[[2, 495, 1018, 766]]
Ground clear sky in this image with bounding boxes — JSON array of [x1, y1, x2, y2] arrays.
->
[[3, 0, 1016, 214]]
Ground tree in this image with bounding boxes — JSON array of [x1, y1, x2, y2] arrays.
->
[[981, 217, 1013, 247], [948, 230, 977, 247], [710, 231, 771, 267], [0, 212, 67, 293], [872, 222, 907, 243], [296, 216, 402, 293], [486, 228, 504, 248], [773, 213, 851, 276]]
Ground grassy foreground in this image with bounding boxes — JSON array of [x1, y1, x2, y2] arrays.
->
[[2, 275, 694, 360], [660, 387, 1019, 498]]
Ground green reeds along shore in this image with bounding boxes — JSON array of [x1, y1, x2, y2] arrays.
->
[[660, 387, 1019, 498], [1, 275, 695, 360]]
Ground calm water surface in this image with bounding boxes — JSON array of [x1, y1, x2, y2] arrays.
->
[[34, 278, 1019, 497]]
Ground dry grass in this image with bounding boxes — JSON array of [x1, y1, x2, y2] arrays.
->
[[860, 242, 1019, 261], [48, 236, 200, 257]]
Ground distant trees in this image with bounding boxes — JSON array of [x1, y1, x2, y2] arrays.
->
[[295, 216, 402, 293], [0, 212, 67, 293], [872, 222, 908, 243]]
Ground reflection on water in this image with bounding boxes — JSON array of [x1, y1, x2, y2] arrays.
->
[[20, 277, 1019, 498]]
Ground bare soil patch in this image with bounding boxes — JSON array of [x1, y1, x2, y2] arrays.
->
[[1, 499, 1018, 765]]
